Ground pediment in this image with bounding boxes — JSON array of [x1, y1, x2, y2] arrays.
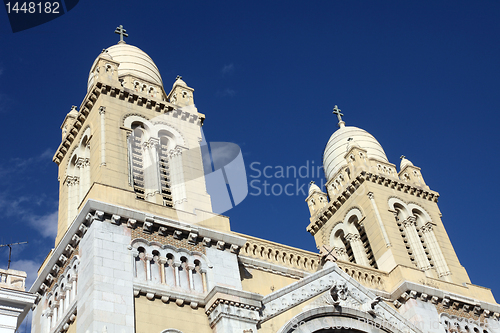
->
[[260, 262, 423, 333]]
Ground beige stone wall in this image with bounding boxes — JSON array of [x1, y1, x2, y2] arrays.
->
[[135, 296, 212, 333], [307, 165, 494, 303], [241, 268, 299, 296], [55, 78, 217, 246]]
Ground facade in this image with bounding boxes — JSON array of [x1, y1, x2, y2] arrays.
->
[[0, 268, 36, 333], [29, 32, 500, 333]]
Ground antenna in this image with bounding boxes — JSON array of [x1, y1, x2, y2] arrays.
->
[[0, 242, 28, 269]]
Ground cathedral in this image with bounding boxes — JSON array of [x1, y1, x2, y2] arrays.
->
[[26, 27, 500, 333]]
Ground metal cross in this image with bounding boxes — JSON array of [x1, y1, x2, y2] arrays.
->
[[319, 245, 338, 263], [333, 105, 344, 123], [114, 25, 128, 42]]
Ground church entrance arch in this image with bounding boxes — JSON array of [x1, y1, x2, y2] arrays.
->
[[277, 306, 404, 333]]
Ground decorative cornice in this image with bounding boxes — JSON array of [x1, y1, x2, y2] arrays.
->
[[133, 281, 205, 309], [53, 80, 204, 165], [238, 256, 309, 279], [390, 281, 500, 319], [307, 171, 440, 236], [30, 200, 246, 302]]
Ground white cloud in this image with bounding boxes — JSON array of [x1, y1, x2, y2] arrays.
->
[[0, 194, 58, 238], [222, 63, 234, 75], [218, 88, 236, 97], [28, 210, 58, 239]]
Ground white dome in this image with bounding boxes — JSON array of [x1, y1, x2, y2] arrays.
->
[[88, 43, 163, 91], [308, 182, 322, 196], [173, 77, 188, 88], [323, 126, 388, 181], [400, 157, 414, 170]]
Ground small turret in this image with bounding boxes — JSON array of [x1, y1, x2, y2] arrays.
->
[[398, 155, 428, 188], [168, 76, 195, 107], [306, 181, 328, 216], [60, 106, 79, 140]]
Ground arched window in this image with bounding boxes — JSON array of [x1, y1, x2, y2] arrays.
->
[[135, 247, 147, 280], [179, 256, 189, 290], [66, 129, 91, 225], [158, 136, 173, 207], [164, 253, 175, 286], [151, 250, 161, 283], [390, 198, 450, 274], [412, 207, 451, 277], [128, 125, 146, 200], [329, 208, 375, 268], [192, 259, 204, 292], [394, 203, 430, 270]]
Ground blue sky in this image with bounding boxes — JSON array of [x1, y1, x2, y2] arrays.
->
[[1, 0, 499, 326]]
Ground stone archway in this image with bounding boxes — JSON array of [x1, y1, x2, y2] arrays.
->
[[277, 306, 405, 333]]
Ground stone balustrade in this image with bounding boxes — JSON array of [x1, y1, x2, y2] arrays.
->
[[0, 268, 26, 291], [237, 234, 320, 273], [336, 260, 387, 291]]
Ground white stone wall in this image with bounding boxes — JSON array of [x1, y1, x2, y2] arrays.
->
[[398, 298, 446, 333], [76, 221, 135, 333], [205, 247, 242, 290]]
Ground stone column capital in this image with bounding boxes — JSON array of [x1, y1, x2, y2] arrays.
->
[[421, 222, 434, 233]]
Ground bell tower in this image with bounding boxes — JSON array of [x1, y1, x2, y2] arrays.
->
[[306, 106, 472, 287], [52, 28, 217, 246]]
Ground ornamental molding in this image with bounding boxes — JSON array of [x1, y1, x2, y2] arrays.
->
[[204, 286, 263, 328], [130, 237, 212, 269], [121, 112, 150, 127], [307, 171, 439, 236], [54, 80, 204, 165], [49, 300, 77, 333], [30, 199, 246, 303], [390, 282, 500, 319], [238, 256, 309, 280], [133, 282, 205, 309], [259, 262, 422, 333]]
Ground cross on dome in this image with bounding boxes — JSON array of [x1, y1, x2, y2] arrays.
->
[[333, 105, 345, 128], [114, 25, 128, 43]]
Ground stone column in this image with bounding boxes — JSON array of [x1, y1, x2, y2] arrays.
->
[[201, 268, 208, 293], [159, 257, 167, 284], [367, 192, 391, 247], [402, 216, 431, 270], [145, 253, 153, 281], [421, 222, 450, 277], [142, 138, 161, 203], [99, 106, 106, 166], [345, 233, 370, 267], [59, 293, 66, 317], [333, 247, 350, 262], [76, 158, 84, 207], [173, 261, 181, 287], [64, 285, 71, 310], [46, 310, 53, 331], [52, 302, 59, 327], [187, 263, 195, 290], [168, 148, 187, 210], [70, 277, 77, 302]]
